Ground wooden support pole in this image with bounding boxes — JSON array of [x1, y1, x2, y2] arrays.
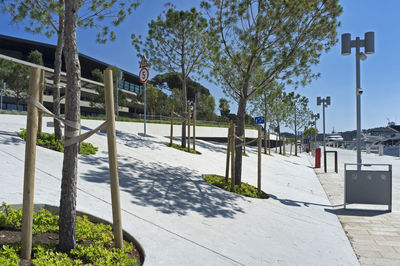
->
[[170, 104, 174, 146], [225, 125, 231, 185], [187, 104, 191, 152], [283, 137, 286, 155], [290, 141, 293, 155], [268, 129, 271, 155], [38, 69, 45, 135], [258, 126, 262, 193], [230, 124, 235, 192], [193, 102, 196, 151], [104, 69, 123, 249], [264, 129, 267, 154], [243, 129, 246, 154], [21, 67, 41, 259]]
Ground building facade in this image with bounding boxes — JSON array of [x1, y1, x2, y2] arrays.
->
[[0, 34, 144, 117]]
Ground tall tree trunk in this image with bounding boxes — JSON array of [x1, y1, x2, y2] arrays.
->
[[59, 0, 81, 253], [294, 109, 298, 156], [181, 76, 187, 148], [234, 97, 247, 186], [53, 8, 64, 140]]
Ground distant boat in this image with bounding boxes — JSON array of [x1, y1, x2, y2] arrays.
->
[[326, 133, 343, 142]]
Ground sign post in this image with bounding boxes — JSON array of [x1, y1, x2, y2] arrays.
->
[[139, 56, 149, 136]]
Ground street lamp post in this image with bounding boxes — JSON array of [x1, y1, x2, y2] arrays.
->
[[311, 113, 320, 142], [341, 32, 375, 170], [317, 96, 331, 173]]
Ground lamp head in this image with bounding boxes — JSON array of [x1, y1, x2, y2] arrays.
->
[[341, 33, 351, 55], [326, 96, 331, 106], [364, 32, 375, 54], [360, 52, 367, 61]]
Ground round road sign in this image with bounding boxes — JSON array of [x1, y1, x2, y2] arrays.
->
[[139, 67, 149, 83]]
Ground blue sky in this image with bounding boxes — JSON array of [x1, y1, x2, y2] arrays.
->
[[0, 0, 399, 133]]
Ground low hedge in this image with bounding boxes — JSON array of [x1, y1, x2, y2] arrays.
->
[[0, 202, 139, 265], [204, 174, 268, 199], [18, 128, 98, 155], [163, 142, 201, 155]]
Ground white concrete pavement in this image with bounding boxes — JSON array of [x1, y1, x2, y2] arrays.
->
[[0, 114, 358, 265]]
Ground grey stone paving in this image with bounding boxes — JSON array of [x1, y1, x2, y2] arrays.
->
[[310, 149, 400, 265]]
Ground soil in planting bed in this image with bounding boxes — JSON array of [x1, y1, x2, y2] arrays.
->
[[0, 228, 142, 266]]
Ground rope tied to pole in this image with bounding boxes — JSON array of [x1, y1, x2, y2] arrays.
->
[[25, 95, 109, 147]]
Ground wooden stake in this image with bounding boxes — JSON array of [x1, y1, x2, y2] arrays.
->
[[38, 69, 45, 134], [170, 104, 174, 146], [187, 104, 191, 152], [258, 125, 261, 193], [290, 141, 293, 155], [230, 124, 235, 192], [193, 102, 196, 151], [243, 129, 246, 154], [104, 69, 123, 249], [268, 129, 271, 155], [21, 67, 41, 259], [225, 125, 231, 185], [264, 129, 267, 154], [283, 137, 286, 155]]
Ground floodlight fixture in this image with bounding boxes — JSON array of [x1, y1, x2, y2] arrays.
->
[[360, 52, 367, 61]]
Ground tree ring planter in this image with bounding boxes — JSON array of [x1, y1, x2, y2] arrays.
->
[[9, 203, 145, 265]]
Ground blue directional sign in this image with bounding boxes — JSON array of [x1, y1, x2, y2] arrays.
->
[[254, 116, 265, 125]]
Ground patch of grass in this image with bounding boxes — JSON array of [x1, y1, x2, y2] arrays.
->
[[0, 202, 138, 265], [204, 175, 268, 199], [163, 142, 201, 155], [18, 128, 98, 155]]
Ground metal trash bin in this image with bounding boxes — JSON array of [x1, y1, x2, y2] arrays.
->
[[344, 163, 392, 211]]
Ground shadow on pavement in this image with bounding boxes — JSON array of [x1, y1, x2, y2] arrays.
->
[[269, 193, 335, 208], [81, 124, 161, 151], [0, 130, 24, 146], [80, 154, 246, 218], [325, 208, 390, 217]]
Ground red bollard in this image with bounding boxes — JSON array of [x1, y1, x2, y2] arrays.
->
[[315, 148, 321, 168]]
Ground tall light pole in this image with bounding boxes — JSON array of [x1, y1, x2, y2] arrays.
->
[[116, 71, 123, 116], [341, 32, 375, 170], [317, 96, 331, 173], [311, 113, 320, 142]]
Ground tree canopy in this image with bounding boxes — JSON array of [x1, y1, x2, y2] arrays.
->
[[133, 7, 213, 147], [202, 0, 342, 184]]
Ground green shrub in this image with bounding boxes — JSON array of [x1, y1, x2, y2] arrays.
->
[[163, 142, 201, 155], [204, 175, 268, 199], [18, 128, 98, 155], [0, 203, 138, 265]]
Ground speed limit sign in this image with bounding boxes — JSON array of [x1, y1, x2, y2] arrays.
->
[[139, 67, 149, 83]]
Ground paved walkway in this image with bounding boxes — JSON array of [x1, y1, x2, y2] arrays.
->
[[0, 114, 358, 265], [310, 148, 400, 265]]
